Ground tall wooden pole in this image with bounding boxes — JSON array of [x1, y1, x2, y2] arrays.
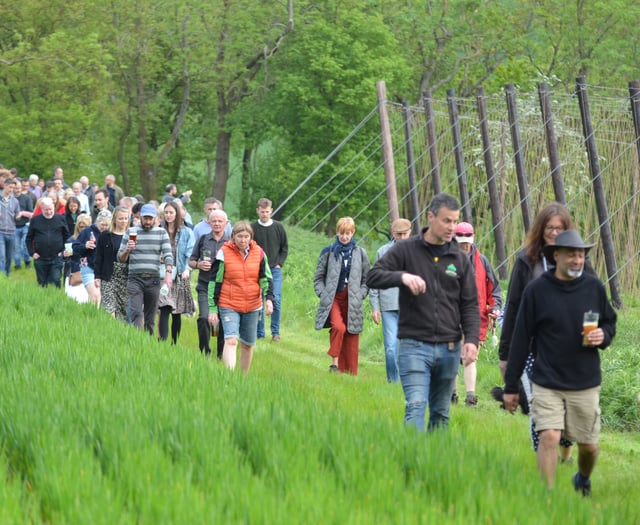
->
[[376, 81, 399, 224], [576, 76, 622, 308], [476, 87, 507, 279], [538, 82, 566, 204]]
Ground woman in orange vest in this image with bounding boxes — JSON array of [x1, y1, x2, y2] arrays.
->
[[207, 221, 274, 373]]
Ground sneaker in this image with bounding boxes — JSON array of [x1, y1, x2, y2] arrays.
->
[[329, 364, 339, 373], [465, 393, 478, 407], [271, 335, 281, 342], [572, 472, 592, 497], [451, 391, 459, 404]]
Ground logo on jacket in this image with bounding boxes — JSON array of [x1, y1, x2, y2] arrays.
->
[[445, 264, 458, 278]]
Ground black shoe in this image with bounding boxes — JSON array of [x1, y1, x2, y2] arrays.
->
[[451, 391, 459, 404], [329, 364, 339, 373], [465, 393, 478, 407], [573, 472, 591, 497], [25, 263, 31, 269]]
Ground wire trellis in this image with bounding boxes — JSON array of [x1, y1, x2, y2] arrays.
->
[[282, 83, 640, 299]]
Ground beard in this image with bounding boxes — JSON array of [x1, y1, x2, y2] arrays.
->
[[567, 268, 583, 278]]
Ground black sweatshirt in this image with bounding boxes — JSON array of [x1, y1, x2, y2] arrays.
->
[[504, 271, 616, 394], [366, 230, 480, 346]]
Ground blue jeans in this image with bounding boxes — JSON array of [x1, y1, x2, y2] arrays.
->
[[13, 225, 30, 268], [219, 307, 260, 346], [34, 256, 64, 287], [381, 310, 400, 383], [257, 266, 282, 338], [0, 232, 15, 276], [398, 339, 461, 431]]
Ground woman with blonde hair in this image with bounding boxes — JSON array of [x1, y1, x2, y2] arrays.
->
[[64, 214, 92, 303], [314, 217, 370, 375], [208, 221, 274, 373], [73, 210, 112, 306], [94, 206, 130, 321]]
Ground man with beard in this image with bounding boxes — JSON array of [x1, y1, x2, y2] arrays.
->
[[190, 209, 229, 358], [118, 204, 173, 335], [26, 197, 69, 287], [503, 230, 617, 496]]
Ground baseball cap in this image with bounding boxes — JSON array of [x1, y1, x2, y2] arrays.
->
[[140, 204, 157, 218], [455, 221, 474, 244]]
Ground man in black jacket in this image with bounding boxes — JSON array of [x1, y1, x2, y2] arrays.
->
[[26, 197, 69, 287], [367, 193, 480, 431], [189, 209, 229, 358], [503, 230, 617, 496]]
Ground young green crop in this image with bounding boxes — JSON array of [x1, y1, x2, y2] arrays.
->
[[1, 227, 639, 523]]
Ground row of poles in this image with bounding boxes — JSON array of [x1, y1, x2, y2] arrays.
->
[[377, 76, 631, 308]]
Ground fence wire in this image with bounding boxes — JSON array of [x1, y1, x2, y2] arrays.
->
[[282, 84, 640, 299]]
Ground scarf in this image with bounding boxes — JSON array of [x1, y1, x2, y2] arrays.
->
[[331, 237, 356, 291]]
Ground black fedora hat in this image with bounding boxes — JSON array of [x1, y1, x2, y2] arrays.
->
[[543, 230, 595, 260]]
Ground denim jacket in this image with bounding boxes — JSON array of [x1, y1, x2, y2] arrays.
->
[[161, 226, 195, 277]]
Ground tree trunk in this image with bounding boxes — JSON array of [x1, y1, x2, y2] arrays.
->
[[213, 128, 231, 203]]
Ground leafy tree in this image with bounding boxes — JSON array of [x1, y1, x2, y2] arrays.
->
[[253, 2, 413, 230], [0, 0, 113, 178]]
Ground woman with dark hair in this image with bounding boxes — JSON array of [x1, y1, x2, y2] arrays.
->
[[499, 202, 573, 373], [157, 200, 195, 344], [207, 221, 274, 373], [94, 206, 130, 321], [499, 202, 580, 461], [64, 196, 83, 235]]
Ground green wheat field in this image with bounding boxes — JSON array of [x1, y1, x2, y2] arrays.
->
[[1, 226, 638, 524]]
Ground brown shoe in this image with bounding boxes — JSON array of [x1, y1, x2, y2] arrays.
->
[[272, 335, 281, 342]]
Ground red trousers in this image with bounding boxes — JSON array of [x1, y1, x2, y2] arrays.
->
[[327, 288, 359, 375]]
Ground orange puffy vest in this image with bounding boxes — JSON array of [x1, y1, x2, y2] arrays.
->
[[217, 240, 264, 313]]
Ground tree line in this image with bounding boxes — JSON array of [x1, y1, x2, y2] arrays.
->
[[1, 0, 638, 218]]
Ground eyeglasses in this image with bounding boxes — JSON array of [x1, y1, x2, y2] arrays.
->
[[545, 226, 564, 233], [456, 232, 473, 237]]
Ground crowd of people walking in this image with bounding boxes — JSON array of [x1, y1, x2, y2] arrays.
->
[[0, 165, 286, 377], [2, 164, 618, 495]]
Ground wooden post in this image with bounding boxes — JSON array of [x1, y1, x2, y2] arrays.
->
[[447, 89, 471, 222], [505, 83, 532, 232], [422, 90, 442, 195], [402, 101, 421, 232], [476, 87, 507, 279], [575, 76, 622, 308], [376, 81, 399, 224], [628, 80, 640, 164], [538, 82, 566, 204]]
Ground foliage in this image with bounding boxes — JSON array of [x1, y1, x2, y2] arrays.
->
[[3, 0, 640, 210]]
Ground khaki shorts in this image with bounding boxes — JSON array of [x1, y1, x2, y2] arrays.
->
[[531, 383, 601, 444]]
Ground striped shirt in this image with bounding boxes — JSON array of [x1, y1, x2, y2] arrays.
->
[[118, 226, 173, 276]]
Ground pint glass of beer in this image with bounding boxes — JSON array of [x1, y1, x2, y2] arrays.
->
[[582, 311, 599, 346]]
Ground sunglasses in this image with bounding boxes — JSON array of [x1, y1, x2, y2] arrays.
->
[[456, 232, 473, 237]]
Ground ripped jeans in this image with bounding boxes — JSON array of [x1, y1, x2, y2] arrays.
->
[[398, 339, 461, 431]]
